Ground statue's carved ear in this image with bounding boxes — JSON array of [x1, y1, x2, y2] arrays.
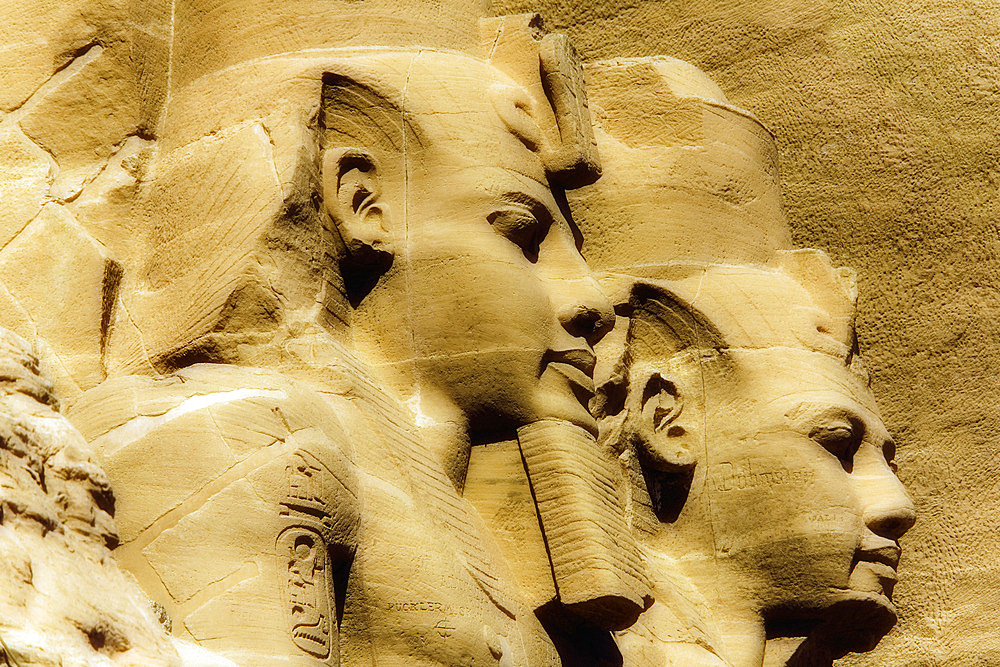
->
[[627, 365, 696, 472], [321, 147, 393, 271]]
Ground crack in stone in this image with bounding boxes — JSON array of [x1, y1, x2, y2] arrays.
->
[[3, 43, 104, 124]]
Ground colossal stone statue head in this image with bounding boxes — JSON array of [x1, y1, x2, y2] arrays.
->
[[568, 56, 915, 664], [598, 254, 915, 664], [313, 43, 648, 629], [114, 36, 616, 457], [317, 49, 614, 456]]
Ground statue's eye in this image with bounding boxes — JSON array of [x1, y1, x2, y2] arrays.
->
[[488, 206, 543, 261], [810, 421, 860, 471]]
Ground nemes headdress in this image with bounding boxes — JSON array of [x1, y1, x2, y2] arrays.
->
[[115, 6, 602, 372], [620, 250, 863, 367], [162, 5, 600, 184]]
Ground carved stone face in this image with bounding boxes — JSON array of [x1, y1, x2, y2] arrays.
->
[[693, 348, 914, 615], [636, 344, 915, 648], [338, 56, 613, 435], [399, 157, 611, 433], [607, 262, 915, 651]]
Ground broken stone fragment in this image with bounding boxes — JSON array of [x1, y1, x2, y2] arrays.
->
[[0, 204, 122, 401], [0, 328, 181, 665]]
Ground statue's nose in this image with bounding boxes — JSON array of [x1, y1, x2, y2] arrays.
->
[[858, 455, 916, 541], [556, 279, 615, 346]]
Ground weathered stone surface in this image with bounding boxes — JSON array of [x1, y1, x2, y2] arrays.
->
[[0, 127, 51, 249], [169, 0, 492, 92], [107, 121, 288, 375], [0, 329, 180, 666], [0, 204, 120, 400], [0, 3, 984, 666], [70, 363, 363, 664], [572, 56, 793, 269], [18, 43, 144, 199], [0, 0, 106, 114]]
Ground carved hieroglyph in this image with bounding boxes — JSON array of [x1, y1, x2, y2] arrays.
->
[[0, 4, 915, 666]]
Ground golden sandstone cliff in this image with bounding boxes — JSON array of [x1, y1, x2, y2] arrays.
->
[[0, 1, 992, 665]]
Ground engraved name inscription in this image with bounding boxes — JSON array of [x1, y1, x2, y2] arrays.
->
[[278, 450, 338, 661]]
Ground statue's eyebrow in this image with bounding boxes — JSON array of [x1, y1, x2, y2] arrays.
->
[[495, 191, 554, 226], [789, 402, 898, 466], [781, 398, 897, 449], [781, 399, 868, 431]]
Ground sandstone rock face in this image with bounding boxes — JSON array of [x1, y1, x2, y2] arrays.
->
[[0, 2, 975, 666], [0, 329, 179, 666], [495, 2, 1000, 663], [69, 365, 362, 664]]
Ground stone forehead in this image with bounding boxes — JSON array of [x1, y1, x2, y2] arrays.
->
[[164, 48, 538, 152], [328, 50, 519, 112], [672, 269, 851, 356], [729, 347, 878, 413], [325, 50, 547, 172], [616, 252, 859, 362]]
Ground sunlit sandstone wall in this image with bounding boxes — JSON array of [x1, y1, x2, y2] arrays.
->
[[494, 0, 1000, 664]]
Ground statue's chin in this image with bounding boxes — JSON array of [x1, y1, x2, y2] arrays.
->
[[802, 593, 899, 659], [768, 583, 899, 664], [532, 366, 599, 435]]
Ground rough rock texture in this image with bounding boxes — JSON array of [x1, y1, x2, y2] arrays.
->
[[0, 329, 180, 666], [0, 2, 990, 665], [68, 365, 363, 664], [495, 0, 1000, 664], [0, 1, 168, 402]]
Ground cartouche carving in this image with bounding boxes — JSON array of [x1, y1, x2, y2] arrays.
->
[[279, 450, 348, 661]]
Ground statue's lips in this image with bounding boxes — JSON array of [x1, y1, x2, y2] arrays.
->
[[852, 542, 901, 598], [857, 543, 901, 570], [542, 348, 597, 407], [543, 348, 597, 376], [857, 561, 898, 582]]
